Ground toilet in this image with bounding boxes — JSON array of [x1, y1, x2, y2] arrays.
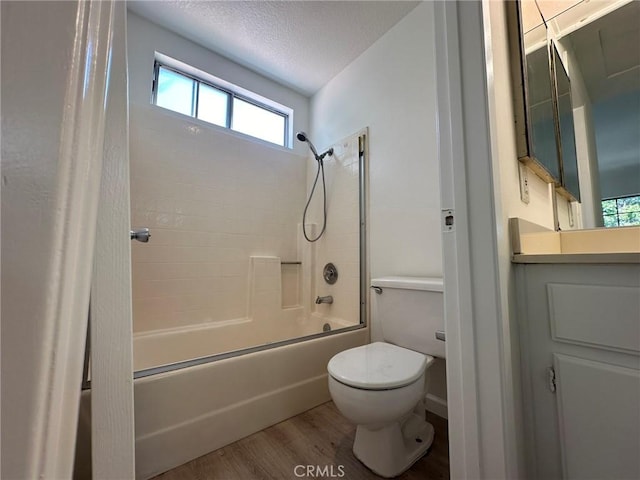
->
[[327, 276, 445, 478]]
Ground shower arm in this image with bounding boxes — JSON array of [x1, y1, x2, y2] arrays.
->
[[316, 148, 334, 162]]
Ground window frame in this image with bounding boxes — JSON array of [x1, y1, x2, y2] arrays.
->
[[151, 59, 291, 148]]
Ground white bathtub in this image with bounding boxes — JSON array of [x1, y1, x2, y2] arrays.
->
[[132, 322, 367, 478], [75, 324, 367, 479]]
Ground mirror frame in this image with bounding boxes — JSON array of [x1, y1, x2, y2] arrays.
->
[[506, 0, 581, 205], [550, 41, 580, 202], [506, 1, 560, 185]]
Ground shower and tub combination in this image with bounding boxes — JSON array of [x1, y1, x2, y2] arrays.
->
[[122, 112, 370, 477], [130, 130, 362, 373]]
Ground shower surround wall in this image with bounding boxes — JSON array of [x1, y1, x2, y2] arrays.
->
[[127, 13, 310, 336], [130, 110, 305, 333]]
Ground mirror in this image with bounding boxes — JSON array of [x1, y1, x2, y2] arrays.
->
[[509, 0, 640, 229], [560, 0, 640, 227]]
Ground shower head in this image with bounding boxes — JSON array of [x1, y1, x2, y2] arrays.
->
[[296, 131, 333, 162], [296, 131, 319, 158]]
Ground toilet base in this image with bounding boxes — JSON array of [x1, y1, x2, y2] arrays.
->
[[352, 413, 435, 478]]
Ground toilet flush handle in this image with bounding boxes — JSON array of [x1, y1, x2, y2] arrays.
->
[[435, 331, 445, 341]]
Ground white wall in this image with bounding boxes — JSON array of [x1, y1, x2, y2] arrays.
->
[[311, 2, 441, 281], [310, 2, 447, 414]]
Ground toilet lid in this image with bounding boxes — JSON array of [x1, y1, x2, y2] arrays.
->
[[328, 342, 432, 390]]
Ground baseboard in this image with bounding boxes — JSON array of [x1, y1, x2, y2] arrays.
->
[[135, 374, 330, 479], [426, 393, 448, 419]]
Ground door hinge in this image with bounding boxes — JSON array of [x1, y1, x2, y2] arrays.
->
[[547, 366, 557, 393]]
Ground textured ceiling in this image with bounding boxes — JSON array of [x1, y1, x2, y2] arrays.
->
[[520, 0, 639, 103], [128, 0, 420, 96], [564, 0, 639, 103]]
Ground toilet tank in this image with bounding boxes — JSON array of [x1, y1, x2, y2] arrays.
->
[[371, 276, 445, 358]]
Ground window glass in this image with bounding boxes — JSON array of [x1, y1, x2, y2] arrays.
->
[[602, 196, 640, 227], [156, 67, 195, 117], [616, 196, 640, 226], [232, 98, 286, 146], [198, 84, 229, 128], [602, 199, 618, 227], [153, 60, 290, 147]]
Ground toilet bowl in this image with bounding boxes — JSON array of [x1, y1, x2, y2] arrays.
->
[[327, 276, 445, 478], [328, 342, 436, 478]]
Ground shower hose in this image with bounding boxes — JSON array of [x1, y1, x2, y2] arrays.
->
[[302, 158, 327, 242]]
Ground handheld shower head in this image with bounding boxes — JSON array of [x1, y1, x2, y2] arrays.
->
[[295, 131, 333, 161], [296, 131, 320, 159]]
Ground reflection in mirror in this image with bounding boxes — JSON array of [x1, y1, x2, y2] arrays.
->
[[552, 44, 580, 201], [543, 0, 640, 230], [510, 0, 640, 230]]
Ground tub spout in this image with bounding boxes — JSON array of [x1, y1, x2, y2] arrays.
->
[[315, 295, 333, 304]]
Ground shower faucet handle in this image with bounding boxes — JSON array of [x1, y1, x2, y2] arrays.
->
[[130, 228, 151, 243], [315, 295, 333, 304]]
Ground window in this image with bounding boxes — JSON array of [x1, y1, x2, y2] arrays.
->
[[152, 59, 290, 147], [602, 195, 640, 227]]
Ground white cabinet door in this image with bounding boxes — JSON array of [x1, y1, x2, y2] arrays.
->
[[517, 264, 640, 479], [554, 354, 640, 480]]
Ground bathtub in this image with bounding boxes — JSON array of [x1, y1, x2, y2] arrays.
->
[[74, 324, 367, 479], [133, 325, 367, 478]]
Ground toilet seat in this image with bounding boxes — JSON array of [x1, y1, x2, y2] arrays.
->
[[328, 342, 434, 390]]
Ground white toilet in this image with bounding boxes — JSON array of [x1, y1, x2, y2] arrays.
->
[[327, 276, 445, 478]]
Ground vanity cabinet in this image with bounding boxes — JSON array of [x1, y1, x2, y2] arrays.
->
[[515, 262, 640, 479]]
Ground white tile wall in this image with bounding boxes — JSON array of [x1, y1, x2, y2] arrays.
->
[[130, 105, 306, 333]]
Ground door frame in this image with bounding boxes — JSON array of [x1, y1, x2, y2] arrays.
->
[[435, 2, 522, 478]]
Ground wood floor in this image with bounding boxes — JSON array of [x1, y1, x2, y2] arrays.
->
[[154, 401, 449, 480]]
